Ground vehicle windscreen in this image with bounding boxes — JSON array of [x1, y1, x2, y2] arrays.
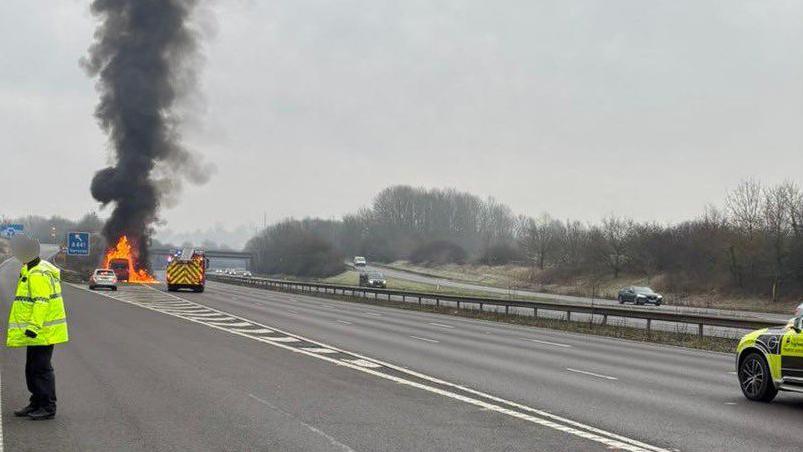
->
[[368, 272, 384, 279], [634, 287, 655, 294]]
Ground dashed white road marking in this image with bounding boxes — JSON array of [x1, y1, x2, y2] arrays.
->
[[71, 283, 666, 452], [566, 368, 618, 381], [728, 371, 737, 375], [428, 322, 454, 329], [248, 394, 355, 452], [287, 309, 299, 314], [724, 402, 737, 406], [336, 320, 353, 325], [409, 335, 439, 344], [522, 338, 572, 348], [363, 312, 382, 317]]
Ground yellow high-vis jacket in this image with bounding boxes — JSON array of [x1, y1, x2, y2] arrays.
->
[[7, 259, 69, 347]]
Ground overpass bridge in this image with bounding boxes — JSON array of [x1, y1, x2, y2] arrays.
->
[[148, 247, 253, 270]]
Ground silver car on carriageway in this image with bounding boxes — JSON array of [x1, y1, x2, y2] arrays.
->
[[617, 286, 663, 305], [89, 268, 118, 291]]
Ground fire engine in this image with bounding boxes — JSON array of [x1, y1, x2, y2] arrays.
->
[[166, 248, 208, 292]]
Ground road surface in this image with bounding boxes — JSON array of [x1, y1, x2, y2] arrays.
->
[[0, 254, 644, 451], [1, 253, 801, 450]]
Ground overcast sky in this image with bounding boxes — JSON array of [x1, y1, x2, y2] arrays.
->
[[1, 0, 801, 237]]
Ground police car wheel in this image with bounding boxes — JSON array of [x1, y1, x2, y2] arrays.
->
[[618, 296, 624, 304], [739, 353, 777, 402]]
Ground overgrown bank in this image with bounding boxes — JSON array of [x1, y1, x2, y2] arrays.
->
[[245, 181, 803, 306]]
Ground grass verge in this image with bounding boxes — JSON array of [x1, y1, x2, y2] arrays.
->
[[322, 270, 592, 305], [221, 279, 739, 353]]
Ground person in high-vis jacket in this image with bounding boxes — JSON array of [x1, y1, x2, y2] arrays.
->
[[7, 234, 68, 420]]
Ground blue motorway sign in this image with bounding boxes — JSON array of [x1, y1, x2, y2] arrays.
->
[[67, 232, 91, 256], [0, 224, 23, 239]]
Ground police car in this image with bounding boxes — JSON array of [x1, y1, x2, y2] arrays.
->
[[736, 316, 803, 402]]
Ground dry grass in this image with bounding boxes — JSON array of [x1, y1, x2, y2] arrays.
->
[[383, 261, 800, 315]]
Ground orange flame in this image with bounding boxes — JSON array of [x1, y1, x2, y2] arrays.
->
[[104, 235, 157, 283]]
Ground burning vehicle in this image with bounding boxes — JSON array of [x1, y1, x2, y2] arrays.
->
[[103, 236, 156, 283]]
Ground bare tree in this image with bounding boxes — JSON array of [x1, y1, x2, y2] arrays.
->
[[763, 184, 792, 301], [725, 179, 765, 288], [518, 213, 561, 269], [596, 215, 634, 278]]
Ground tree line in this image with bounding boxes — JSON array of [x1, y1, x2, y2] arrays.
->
[[246, 181, 802, 300]]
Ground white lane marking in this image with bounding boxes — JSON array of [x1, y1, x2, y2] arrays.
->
[[302, 347, 339, 354], [409, 335, 439, 344], [186, 316, 235, 322], [264, 336, 301, 343], [207, 321, 253, 328], [522, 338, 572, 348], [160, 308, 210, 314], [336, 320, 353, 325], [428, 322, 454, 329], [248, 394, 355, 452], [232, 328, 275, 334], [566, 368, 618, 381], [728, 371, 737, 375], [343, 359, 382, 369], [363, 312, 382, 317], [724, 402, 737, 406], [287, 309, 299, 315], [206, 285, 667, 452], [72, 283, 666, 452], [180, 311, 231, 318]]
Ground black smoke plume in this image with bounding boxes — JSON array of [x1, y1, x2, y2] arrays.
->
[[83, 0, 211, 270]]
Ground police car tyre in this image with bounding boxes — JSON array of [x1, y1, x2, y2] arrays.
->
[[89, 285, 96, 290], [618, 295, 624, 304], [739, 352, 777, 402], [111, 286, 117, 291]]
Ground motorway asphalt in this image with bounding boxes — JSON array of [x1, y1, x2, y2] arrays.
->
[[2, 255, 801, 451], [0, 256, 627, 451], [187, 280, 803, 451], [365, 264, 791, 337]]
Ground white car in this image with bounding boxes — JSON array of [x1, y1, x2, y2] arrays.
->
[[353, 256, 367, 267], [89, 269, 118, 291]]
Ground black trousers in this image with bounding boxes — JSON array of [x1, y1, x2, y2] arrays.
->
[[25, 345, 56, 412]]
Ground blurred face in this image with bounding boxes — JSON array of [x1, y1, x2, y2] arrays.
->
[[10, 235, 39, 264]]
